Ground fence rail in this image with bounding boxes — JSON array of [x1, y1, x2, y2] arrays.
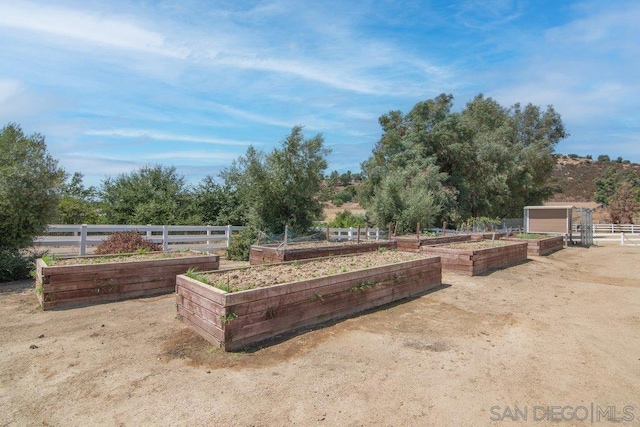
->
[[312, 227, 386, 241], [34, 224, 244, 255], [592, 223, 639, 234]]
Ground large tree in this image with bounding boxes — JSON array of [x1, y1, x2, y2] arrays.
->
[[0, 123, 66, 250], [100, 165, 196, 225], [222, 126, 330, 235], [191, 176, 244, 226], [360, 94, 567, 228], [56, 172, 104, 224]]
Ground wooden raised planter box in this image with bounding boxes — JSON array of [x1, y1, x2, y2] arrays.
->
[[176, 255, 442, 351], [502, 235, 564, 256], [395, 234, 471, 252], [249, 240, 397, 265], [35, 253, 219, 310], [421, 241, 527, 276]]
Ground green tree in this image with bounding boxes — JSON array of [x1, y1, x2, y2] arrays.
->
[[222, 126, 330, 235], [191, 176, 244, 225], [360, 94, 567, 228], [329, 210, 367, 228], [56, 172, 104, 224], [100, 165, 196, 224], [0, 123, 65, 250]]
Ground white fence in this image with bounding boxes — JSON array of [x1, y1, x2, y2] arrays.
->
[[34, 224, 244, 255], [312, 226, 386, 241], [592, 223, 639, 234], [586, 223, 639, 246]]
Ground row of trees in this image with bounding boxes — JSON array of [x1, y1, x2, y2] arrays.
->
[[3, 93, 638, 275]]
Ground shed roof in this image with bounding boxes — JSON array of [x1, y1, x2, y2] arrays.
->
[[524, 205, 575, 210]]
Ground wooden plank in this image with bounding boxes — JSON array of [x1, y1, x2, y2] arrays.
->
[[228, 277, 438, 343], [229, 267, 441, 321], [225, 277, 441, 350], [177, 308, 224, 344], [175, 276, 227, 306], [177, 303, 225, 339], [42, 287, 171, 310], [176, 285, 226, 318], [42, 281, 176, 302], [44, 259, 218, 285], [43, 271, 176, 292]]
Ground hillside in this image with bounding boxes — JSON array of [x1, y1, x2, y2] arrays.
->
[[549, 155, 640, 202]]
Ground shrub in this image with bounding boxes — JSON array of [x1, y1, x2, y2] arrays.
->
[[0, 249, 37, 282], [329, 210, 367, 228], [94, 231, 162, 255], [226, 227, 258, 261], [567, 153, 579, 159], [585, 154, 593, 160], [597, 154, 611, 162]]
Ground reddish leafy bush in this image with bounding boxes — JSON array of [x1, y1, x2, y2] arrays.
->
[[94, 231, 162, 255]]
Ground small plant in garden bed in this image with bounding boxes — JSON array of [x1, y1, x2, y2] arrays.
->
[[94, 231, 161, 255]]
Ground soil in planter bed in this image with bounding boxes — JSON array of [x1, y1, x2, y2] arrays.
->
[[45, 250, 209, 266], [202, 251, 430, 292], [257, 240, 393, 250], [432, 241, 512, 250], [512, 233, 548, 239]]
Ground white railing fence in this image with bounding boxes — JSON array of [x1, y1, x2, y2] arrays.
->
[[34, 224, 244, 255], [312, 226, 386, 241], [592, 223, 638, 234]]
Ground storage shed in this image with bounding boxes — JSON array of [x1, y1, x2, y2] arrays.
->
[[524, 205, 593, 246]]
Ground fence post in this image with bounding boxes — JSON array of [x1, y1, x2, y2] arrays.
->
[[146, 225, 152, 240], [206, 226, 211, 247], [376, 227, 380, 240], [621, 232, 625, 246], [80, 224, 87, 256], [162, 226, 169, 251], [348, 227, 353, 241], [226, 225, 232, 248]]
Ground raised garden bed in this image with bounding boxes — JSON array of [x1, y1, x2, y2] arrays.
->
[[502, 234, 564, 256], [395, 234, 471, 252], [249, 240, 397, 265], [35, 252, 219, 310], [176, 252, 442, 351], [421, 240, 527, 276]]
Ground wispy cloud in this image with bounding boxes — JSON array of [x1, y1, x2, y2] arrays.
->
[[0, 1, 186, 57], [85, 129, 257, 147]]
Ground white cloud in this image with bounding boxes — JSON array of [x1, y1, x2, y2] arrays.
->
[[85, 129, 257, 147], [0, 1, 186, 58]]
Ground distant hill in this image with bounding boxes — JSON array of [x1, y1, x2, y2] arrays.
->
[[549, 155, 640, 202]]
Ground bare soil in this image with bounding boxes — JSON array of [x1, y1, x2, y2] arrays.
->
[[46, 250, 212, 266], [1, 245, 639, 426], [433, 240, 512, 249], [202, 251, 425, 292]]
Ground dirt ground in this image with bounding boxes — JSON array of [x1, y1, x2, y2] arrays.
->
[[1, 245, 639, 426]]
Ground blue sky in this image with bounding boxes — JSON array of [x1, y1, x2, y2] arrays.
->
[[1, 0, 638, 188]]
